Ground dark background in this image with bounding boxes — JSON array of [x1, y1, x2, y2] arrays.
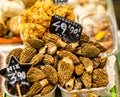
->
[[113, 0, 120, 29]]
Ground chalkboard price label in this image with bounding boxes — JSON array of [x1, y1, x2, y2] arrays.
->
[[53, 0, 67, 5], [49, 14, 82, 43], [0, 56, 31, 87]]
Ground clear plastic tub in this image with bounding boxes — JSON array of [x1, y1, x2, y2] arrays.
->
[[79, 12, 118, 56], [58, 59, 111, 97], [2, 79, 57, 97]]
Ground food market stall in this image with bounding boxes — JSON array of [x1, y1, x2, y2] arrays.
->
[[0, 0, 119, 97]]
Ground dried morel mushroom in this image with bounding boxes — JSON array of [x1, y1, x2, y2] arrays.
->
[[65, 42, 79, 52], [26, 38, 45, 49], [74, 64, 84, 75], [79, 33, 90, 44], [26, 79, 49, 97], [57, 50, 80, 64], [20, 47, 36, 63], [81, 43, 100, 57], [27, 67, 46, 82], [41, 65, 58, 84], [81, 71, 92, 89], [80, 57, 93, 73], [92, 69, 109, 87], [30, 53, 44, 66], [65, 77, 75, 91], [6, 48, 23, 64], [92, 57, 101, 68], [74, 78, 82, 90], [43, 33, 67, 48], [99, 57, 107, 68], [45, 42, 57, 55], [43, 54, 54, 65], [57, 57, 74, 86], [41, 84, 55, 96]]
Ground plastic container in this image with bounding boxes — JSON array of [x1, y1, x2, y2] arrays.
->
[[58, 58, 111, 97], [79, 12, 118, 56], [2, 80, 57, 97]]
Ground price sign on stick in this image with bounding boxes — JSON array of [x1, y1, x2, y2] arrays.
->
[[53, 0, 68, 5], [0, 56, 31, 87], [49, 14, 83, 43]]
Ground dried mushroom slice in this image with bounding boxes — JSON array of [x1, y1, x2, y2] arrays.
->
[[26, 38, 45, 49], [41, 65, 58, 85], [57, 57, 74, 86], [20, 47, 36, 63], [41, 84, 55, 96], [81, 71, 92, 89], [92, 69, 109, 87], [26, 79, 49, 97], [57, 50, 80, 64], [74, 64, 84, 75], [80, 57, 93, 73], [27, 67, 46, 82], [43, 54, 54, 65], [6, 48, 23, 64], [81, 43, 101, 57]]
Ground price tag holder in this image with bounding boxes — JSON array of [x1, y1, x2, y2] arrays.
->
[[49, 14, 82, 43], [0, 56, 31, 87], [53, 0, 68, 5]]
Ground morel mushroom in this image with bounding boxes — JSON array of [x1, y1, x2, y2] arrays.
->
[[41, 65, 58, 84], [26, 79, 49, 97], [57, 50, 80, 64], [81, 71, 92, 88], [20, 47, 36, 63], [57, 57, 74, 86], [27, 67, 46, 82], [6, 48, 23, 64]]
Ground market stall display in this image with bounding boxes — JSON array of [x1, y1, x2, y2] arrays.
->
[[0, 0, 119, 97]]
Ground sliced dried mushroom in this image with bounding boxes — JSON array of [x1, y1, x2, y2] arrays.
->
[[27, 67, 46, 82], [57, 50, 80, 64], [92, 69, 109, 87], [39, 46, 47, 54], [57, 57, 74, 86], [80, 57, 93, 73], [43, 54, 54, 65], [81, 71, 92, 89], [26, 79, 49, 97], [6, 48, 23, 64], [81, 43, 100, 57], [41, 65, 58, 84], [26, 38, 45, 49], [74, 64, 84, 75], [20, 47, 36, 63]]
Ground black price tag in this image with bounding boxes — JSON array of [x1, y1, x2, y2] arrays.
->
[[49, 14, 82, 43], [53, 0, 67, 5], [0, 56, 31, 87]]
